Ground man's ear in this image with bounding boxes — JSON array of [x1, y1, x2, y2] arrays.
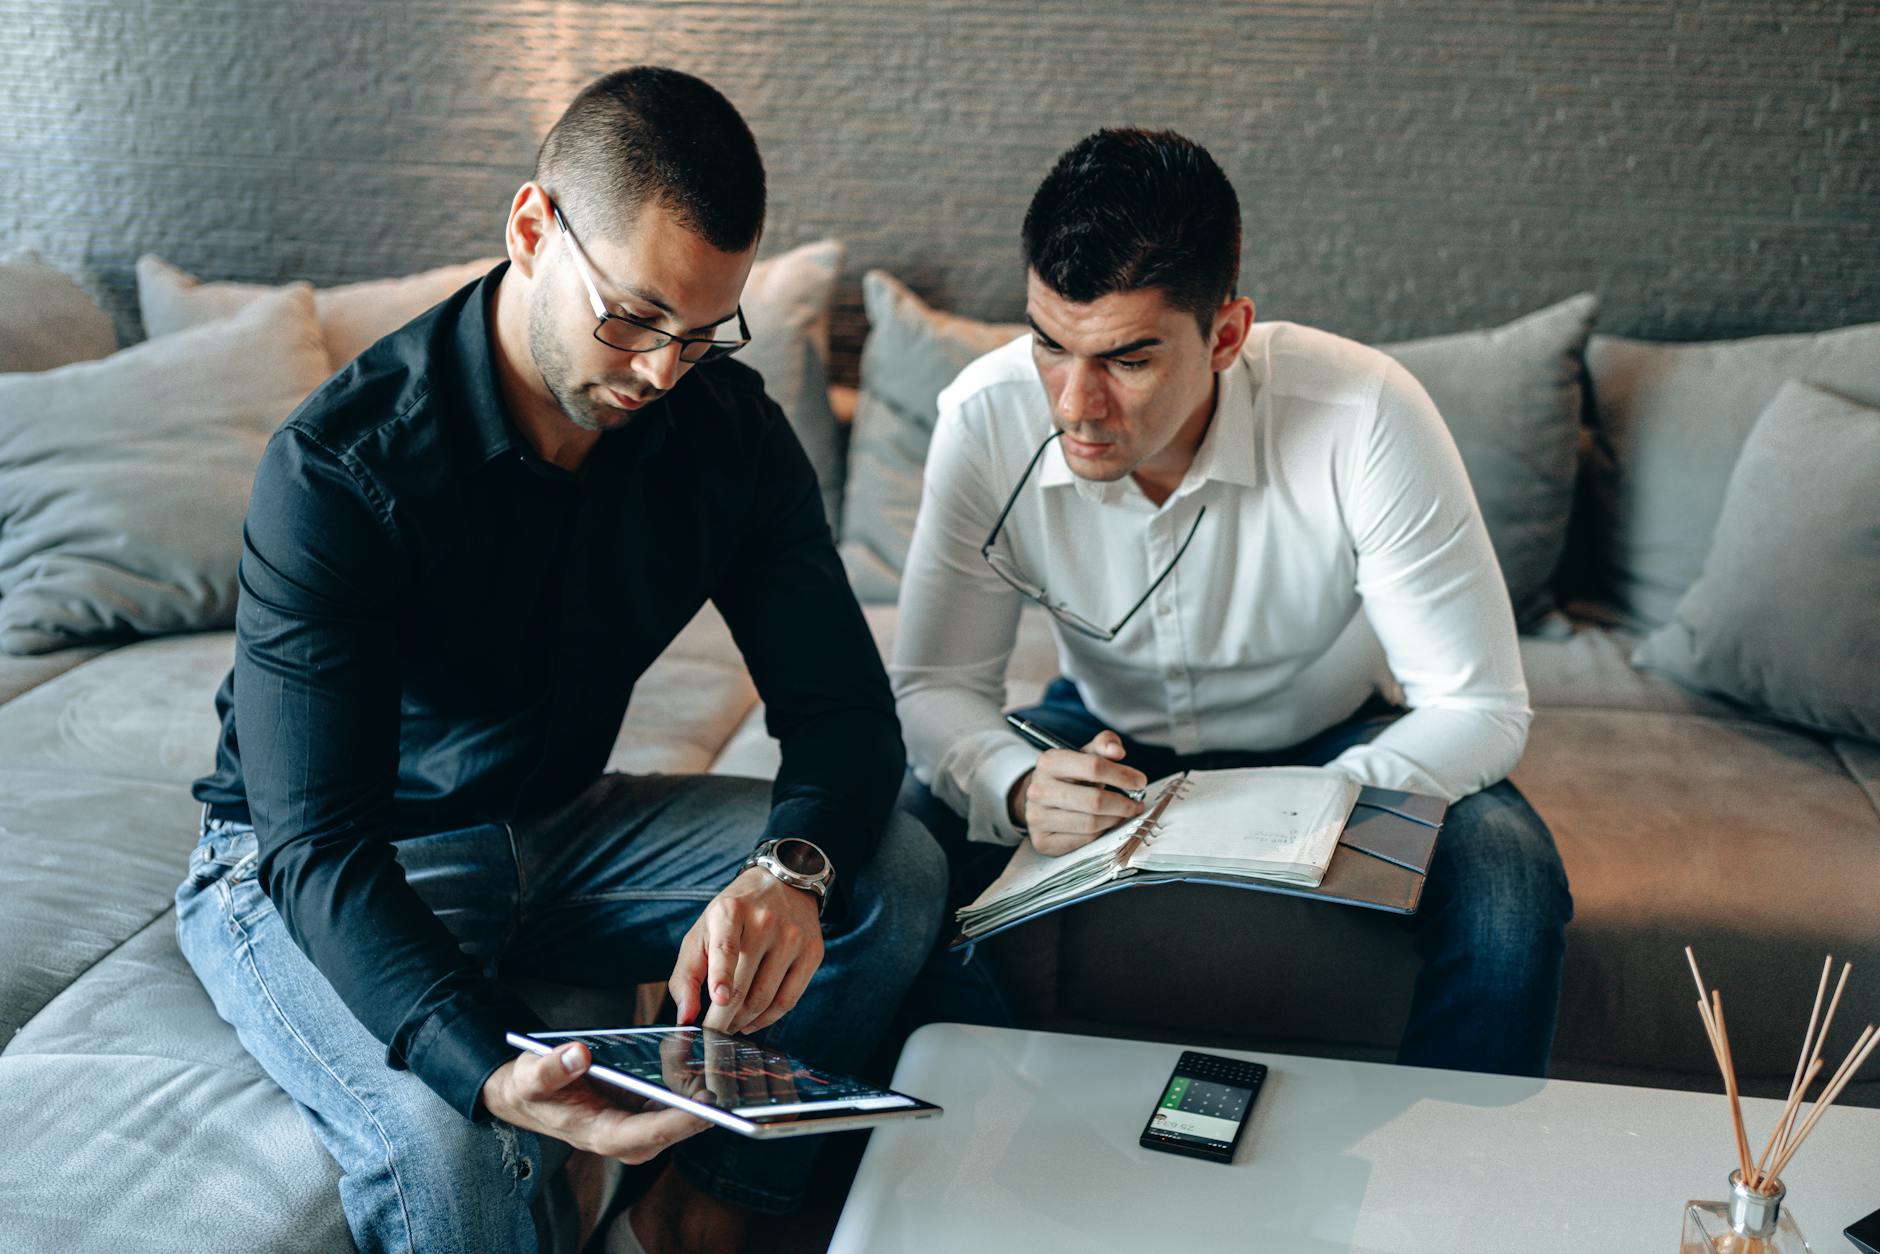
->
[[1209, 296, 1254, 372], [504, 182, 554, 281]]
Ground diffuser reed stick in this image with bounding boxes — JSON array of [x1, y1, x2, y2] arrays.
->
[[1683, 947, 1875, 1197]]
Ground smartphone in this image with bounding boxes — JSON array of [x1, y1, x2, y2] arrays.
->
[[1847, 1204, 1880, 1254], [1138, 1049, 1267, 1164]]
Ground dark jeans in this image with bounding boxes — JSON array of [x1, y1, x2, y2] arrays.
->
[[899, 678, 1574, 1078]]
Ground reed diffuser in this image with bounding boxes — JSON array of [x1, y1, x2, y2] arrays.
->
[[1678, 948, 1878, 1254]]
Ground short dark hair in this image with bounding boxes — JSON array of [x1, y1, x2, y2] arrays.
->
[[1021, 129, 1241, 335], [534, 66, 765, 252]]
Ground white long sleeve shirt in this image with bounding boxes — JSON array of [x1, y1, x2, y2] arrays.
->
[[891, 323, 1531, 847]]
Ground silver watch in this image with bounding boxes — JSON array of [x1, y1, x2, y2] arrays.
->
[[741, 837, 834, 914]]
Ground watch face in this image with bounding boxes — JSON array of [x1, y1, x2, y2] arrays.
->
[[774, 838, 826, 877]]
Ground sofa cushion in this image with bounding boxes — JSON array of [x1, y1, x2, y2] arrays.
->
[[733, 239, 849, 530], [1576, 321, 1880, 627], [0, 286, 331, 655], [0, 633, 234, 784], [137, 252, 499, 372], [0, 249, 119, 373], [0, 914, 353, 1253], [1510, 705, 1880, 1083], [1632, 382, 1880, 742], [0, 773, 202, 1042], [837, 271, 1024, 601], [1381, 294, 1596, 632], [0, 910, 625, 1252], [0, 643, 108, 708], [1519, 625, 1747, 720]]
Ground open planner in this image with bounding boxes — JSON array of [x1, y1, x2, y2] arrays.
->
[[951, 765, 1446, 951]]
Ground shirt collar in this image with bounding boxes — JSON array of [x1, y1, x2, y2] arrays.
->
[[1183, 353, 1261, 493], [447, 260, 527, 465], [1035, 351, 1262, 504], [449, 258, 670, 474]]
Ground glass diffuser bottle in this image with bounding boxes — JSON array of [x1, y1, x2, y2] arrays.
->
[[1680, 1171, 1810, 1253]]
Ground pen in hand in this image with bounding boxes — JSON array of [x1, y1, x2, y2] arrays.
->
[[1005, 714, 1149, 803]]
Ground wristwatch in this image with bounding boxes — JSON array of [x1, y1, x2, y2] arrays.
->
[[741, 837, 835, 914]]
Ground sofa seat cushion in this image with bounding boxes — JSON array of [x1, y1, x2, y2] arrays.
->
[[1510, 706, 1880, 1085], [0, 642, 108, 708], [0, 632, 234, 785], [1519, 625, 1749, 719], [0, 914, 353, 1253], [0, 773, 202, 1041], [607, 604, 759, 775]]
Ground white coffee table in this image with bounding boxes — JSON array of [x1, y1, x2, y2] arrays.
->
[[831, 1024, 1880, 1252]]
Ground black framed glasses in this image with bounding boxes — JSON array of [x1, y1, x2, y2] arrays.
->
[[980, 430, 1207, 642], [549, 201, 751, 364]]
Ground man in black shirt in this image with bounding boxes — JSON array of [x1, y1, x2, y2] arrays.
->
[[176, 67, 944, 1254]]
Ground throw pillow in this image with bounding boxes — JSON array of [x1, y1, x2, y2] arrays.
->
[[137, 254, 500, 372], [1575, 322, 1880, 628], [1632, 381, 1880, 741], [730, 239, 847, 530], [838, 271, 1025, 601], [0, 285, 330, 654], [0, 249, 118, 373], [1381, 293, 1597, 631]]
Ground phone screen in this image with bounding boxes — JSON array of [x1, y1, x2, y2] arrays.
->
[[1143, 1070, 1256, 1152]]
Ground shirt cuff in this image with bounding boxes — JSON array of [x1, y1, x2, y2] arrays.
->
[[965, 740, 1041, 847], [395, 985, 549, 1122]]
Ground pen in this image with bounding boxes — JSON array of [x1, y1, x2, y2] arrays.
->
[[1004, 714, 1148, 803]]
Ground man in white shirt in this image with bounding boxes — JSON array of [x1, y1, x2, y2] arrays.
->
[[892, 128, 1572, 1076]]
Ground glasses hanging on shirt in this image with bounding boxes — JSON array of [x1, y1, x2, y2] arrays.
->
[[979, 429, 1207, 642]]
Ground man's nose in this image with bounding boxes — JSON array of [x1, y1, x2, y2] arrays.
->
[[1055, 360, 1106, 424], [632, 340, 687, 392]]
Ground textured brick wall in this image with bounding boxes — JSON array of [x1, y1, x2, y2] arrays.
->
[[3, 0, 1875, 379]]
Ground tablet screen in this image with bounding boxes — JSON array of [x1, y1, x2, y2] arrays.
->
[[538, 1027, 918, 1120]]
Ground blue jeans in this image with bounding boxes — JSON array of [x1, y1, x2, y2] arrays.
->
[[176, 772, 945, 1253], [901, 679, 1573, 1077]]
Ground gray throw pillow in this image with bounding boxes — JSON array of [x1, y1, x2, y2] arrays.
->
[[1632, 382, 1880, 742], [1381, 293, 1597, 631], [0, 285, 331, 654], [1576, 322, 1880, 628], [838, 271, 1024, 601], [0, 249, 118, 373]]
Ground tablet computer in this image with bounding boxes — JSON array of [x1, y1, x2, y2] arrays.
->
[[505, 1026, 943, 1140]]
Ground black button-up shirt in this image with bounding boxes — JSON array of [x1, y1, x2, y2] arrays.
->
[[192, 262, 902, 1120]]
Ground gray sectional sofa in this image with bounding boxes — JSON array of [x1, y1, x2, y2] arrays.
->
[[2, 249, 1876, 1252]]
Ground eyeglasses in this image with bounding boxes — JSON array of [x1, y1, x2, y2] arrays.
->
[[980, 430, 1206, 642], [549, 199, 751, 364]]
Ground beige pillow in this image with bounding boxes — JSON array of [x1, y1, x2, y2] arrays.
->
[[1, 249, 119, 372], [0, 285, 330, 653], [137, 254, 500, 372]]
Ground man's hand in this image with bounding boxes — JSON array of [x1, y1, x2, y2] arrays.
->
[[480, 1042, 710, 1165], [667, 866, 824, 1036], [1007, 729, 1148, 856]]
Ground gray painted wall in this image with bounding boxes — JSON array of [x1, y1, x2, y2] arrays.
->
[[4, 0, 1876, 378]]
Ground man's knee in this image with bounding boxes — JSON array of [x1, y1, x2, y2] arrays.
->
[[843, 809, 948, 971], [329, 1079, 545, 1252], [1436, 783, 1574, 941]]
